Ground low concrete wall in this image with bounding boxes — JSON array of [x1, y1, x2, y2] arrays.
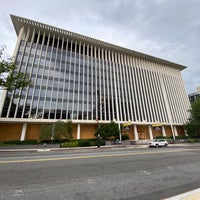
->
[[134, 140, 149, 145], [106, 140, 149, 145], [105, 140, 132, 145], [0, 144, 60, 149]]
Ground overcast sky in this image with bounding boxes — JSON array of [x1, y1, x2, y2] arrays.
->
[[0, 0, 200, 94]]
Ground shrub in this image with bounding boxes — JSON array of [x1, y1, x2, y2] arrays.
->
[[79, 139, 91, 147], [61, 140, 79, 148], [94, 139, 105, 146], [60, 139, 106, 148], [122, 134, 130, 140], [175, 136, 189, 140], [3, 139, 38, 145], [21, 140, 38, 145], [187, 138, 200, 143], [3, 140, 22, 145]]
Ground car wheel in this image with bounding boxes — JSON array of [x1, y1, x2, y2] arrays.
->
[[164, 144, 168, 147], [156, 144, 159, 148]]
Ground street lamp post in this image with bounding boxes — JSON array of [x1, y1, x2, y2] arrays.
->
[[97, 134, 101, 148]]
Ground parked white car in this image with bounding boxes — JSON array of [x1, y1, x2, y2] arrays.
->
[[148, 139, 168, 148]]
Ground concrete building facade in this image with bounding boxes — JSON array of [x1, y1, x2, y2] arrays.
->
[[0, 15, 190, 142]]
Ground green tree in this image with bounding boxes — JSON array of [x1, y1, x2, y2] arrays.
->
[[95, 124, 107, 138], [66, 120, 73, 141], [0, 46, 31, 92], [185, 98, 200, 138], [108, 121, 120, 138], [39, 124, 54, 141], [39, 120, 67, 140], [53, 120, 66, 140], [39, 120, 73, 141], [95, 121, 119, 139]]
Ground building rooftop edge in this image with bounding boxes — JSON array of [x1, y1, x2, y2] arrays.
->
[[10, 14, 187, 71], [188, 91, 200, 96]]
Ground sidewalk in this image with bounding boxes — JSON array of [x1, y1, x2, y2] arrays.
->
[[0, 144, 145, 153], [0, 143, 199, 153], [164, 188, 200, 200]]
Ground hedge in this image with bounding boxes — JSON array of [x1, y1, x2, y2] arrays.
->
[[3, 139, 38, 145], [61, 139, 105, 148], [61, 140, 79, 148]]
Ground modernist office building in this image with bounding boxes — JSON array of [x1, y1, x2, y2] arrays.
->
[[188, 87, 200, 103], [0, 15, 190, 141]]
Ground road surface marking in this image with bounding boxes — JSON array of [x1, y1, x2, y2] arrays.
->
[[87, 179, 95, 185], [138, 170, 151, 175], [167, 166, 174, 171], [12, 190, 23, 197], [0, 148, 200, 164], [37, 149, 50, 152]]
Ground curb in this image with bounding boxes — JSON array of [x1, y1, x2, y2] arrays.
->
[[0, 145, 143, 153], [164, 188, 200, 200]]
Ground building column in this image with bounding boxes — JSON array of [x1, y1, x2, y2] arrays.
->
[[77, 124, 81, 139], [13, 26, 25, 58], [162, 126, 166, 137], [134, 125, 138, 140], [0, 90, 7, 116], [148, 125, 153, 140], [20, 123, 27, 141], [118, 123, 122, 141], [174, 126, 178, 137]]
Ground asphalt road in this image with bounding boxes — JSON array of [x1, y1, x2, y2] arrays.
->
[[0, 146, 200, 200]]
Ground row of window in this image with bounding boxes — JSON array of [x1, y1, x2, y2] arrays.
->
[[17, 52, 120, 75], [2, 38, 189, 123], [32, 34, 117, 61], [20, 39, 119, 63]]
